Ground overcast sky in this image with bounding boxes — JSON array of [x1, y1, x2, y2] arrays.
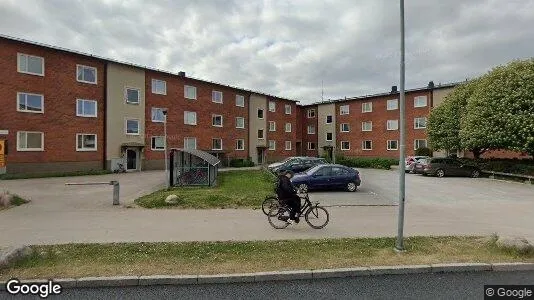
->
[[1, 0, 533, 104]]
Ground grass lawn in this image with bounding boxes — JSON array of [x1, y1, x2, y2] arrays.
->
[[1, 236, 533, 280], [0, 193, 29, 211], [135, 170, 276, 209]]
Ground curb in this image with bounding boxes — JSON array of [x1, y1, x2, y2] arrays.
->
[[1, 262, 534, 290]]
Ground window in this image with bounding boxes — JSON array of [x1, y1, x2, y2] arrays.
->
[[184, 137, 197, 150], [326, 132, 333, 141], [151, 136, 165, 151], [212, 114, 223, 127], [184, 111, 197, 125], [125, 119, 140, 135], [307, 125, 315, 135], [151, 79, 166, 95], [268, 140, 276, 150], [151, 108, 165, 122], [212, 138, 223, 150], [326, 115, 333, 124], [285, 141, 292, 150], [269, 121, 276, 132], [17, 92, 43, 113], [387, 140, 398, 150], [340, 105, 349, 115], [257, 109, 264, 119], [236, 117, 245, 129], [125, 88, 140, 104], [236, 95, 245, 107], [340, 123, 350, 132], [212, 91, 223, 103], [387, 120, 399, 130], [285, 104, 291, 114], [307, 109, 316, 118], [307, 142, 316, 150], [18, 53, 44, 76], [387, 99, 398, 110], [17, 131, 44, 151], [76, 65, 97, 84], [362, 102, 372, 113], [362, 121, 373, 131], [414, 117, 427, 129], [269, 101, 276, 112], [184, 85, 196, 99], [362, 140, 372, 150], [258, 129, 264, 139], [236, 139, 245, 150], [341, 141, 350, 150], [76, 99, 97, 117], [414, 139, 428, 150], [414, 96, 428, 107], [285, 123, 291, 132], [76, 134, 97, 151]]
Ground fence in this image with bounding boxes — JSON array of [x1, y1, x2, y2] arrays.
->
[[65, 181, 120, 205]]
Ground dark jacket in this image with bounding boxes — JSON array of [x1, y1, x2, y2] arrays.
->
[[276, 175, 297, 199]]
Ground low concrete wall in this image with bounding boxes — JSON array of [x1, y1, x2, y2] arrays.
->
[[6, 161, 103, 174]]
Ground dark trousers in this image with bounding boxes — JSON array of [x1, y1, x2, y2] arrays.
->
[[284, 195, 301, 219]]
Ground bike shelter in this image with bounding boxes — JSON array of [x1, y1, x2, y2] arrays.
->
[[169, 148, 220, 187]]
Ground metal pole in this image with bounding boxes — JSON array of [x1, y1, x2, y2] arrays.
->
[[163, 110, 169, 188], [395, 0, 406, 251]]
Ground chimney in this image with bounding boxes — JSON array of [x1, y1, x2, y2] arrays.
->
[[428, 81, 435, 89], [391, 85, 398, 93], [178, 71, 186, 77]]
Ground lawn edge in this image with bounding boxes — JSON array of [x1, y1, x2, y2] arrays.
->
[[2, 263, 533, 290]]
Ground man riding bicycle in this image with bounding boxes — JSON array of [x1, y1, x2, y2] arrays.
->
[[275, 169, 302, 223]]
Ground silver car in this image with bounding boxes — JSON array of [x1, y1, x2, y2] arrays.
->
[[405, 156, 430, 173]]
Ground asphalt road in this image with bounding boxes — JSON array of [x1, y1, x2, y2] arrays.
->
[[2, 271, 532, 300]]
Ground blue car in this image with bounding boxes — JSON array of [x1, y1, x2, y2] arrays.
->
[[290, 164, 361, 192]]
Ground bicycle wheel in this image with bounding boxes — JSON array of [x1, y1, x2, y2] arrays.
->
[[267, 206, 291, 229], [262, 196, 280, 216], [304, 206, 329, 229]]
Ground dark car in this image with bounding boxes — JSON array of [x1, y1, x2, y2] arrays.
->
[[274, 157, 329, 174], [414, 157, 481, 178], [290, 164, 361, 192]]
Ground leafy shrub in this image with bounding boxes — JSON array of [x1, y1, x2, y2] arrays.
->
[[415, 147, 433, 157], [229, 158, 255, 168], [458, 158, 534, 175], [336, 156, 399, 170]]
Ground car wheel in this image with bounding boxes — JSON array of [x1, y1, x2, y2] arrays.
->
[[436, 169, 445, 178], [298, 183, 309, 192], [471, 170, 480, 178], [346, 182, 357, 192]]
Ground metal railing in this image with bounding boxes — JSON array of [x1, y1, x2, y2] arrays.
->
[[65, 181, 120, 205], [483, 170, 534, 184]]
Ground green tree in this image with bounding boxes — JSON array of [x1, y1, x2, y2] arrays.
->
[[460, 58, 534, 158]]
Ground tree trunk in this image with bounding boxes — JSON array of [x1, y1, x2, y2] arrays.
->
[[471, 148, 487, 159]]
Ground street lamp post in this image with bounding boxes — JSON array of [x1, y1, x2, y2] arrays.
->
[[162, 109, 169, 189]]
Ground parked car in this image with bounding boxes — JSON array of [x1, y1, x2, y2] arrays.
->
[[414, 157, 481, 178], [273, 157, 329, 174], [290, 164, 361, 192], [405, 156, 429, 173], [267, 156, 303, 171]]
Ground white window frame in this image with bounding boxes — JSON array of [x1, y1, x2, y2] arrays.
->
[[307, 142, 316, 150], [76, 64, 97, 84], [212, 90, 223, 103], [387, 140, 399, 151], [125, 118, 140, 135], [326, 132, 333, 142], [387, 120, 399, 131], [235, 139, 245, 151], [285, 104, 291, 115], [268, 101, 276, 112], [285, 123, 292, 133], [235, 117, 245, 129], [340, 105, 349, 115], [362, 102, 373, 113], [326, 115, 333, 124], [212, 114, 223, 127], [17, 92, 44, 114], [414, 96, 428, 108], [307, 109, 316, 118], [16, 131, 44, 151], [125, 87, 140, 104], [76, 99, 97, 118], [184, 85, 197, 100], [257, 108, 264, 119], [151, 136, 165, 151], [414, 117, 427, 129], [340, 123, 350, 132], [184, 137, 197, 150], [212, 138, 223, 150], [151, 107, 165, 123], [236, 95, 245, 107], [307, 125, 316, 135], [362, 121, 373, 132], [184, 111, 197, 125], [414, 139, 428, 150], [17, 53, 44, 76], [340, 141, 350, 151], [269, 121, 276, 132], [151, 79, 167, 95], [268, 140, 276, 150], [258, 129, 265, 139], [362, 140, 373, 150], [285, 141, 292, 151], [76, 133, 97, 151], [387, 99, 398, 110]]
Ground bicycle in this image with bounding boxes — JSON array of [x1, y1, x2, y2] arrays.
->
[[113, 163, 126, 173], [267, 192, 329, 229], [261, 195, 280, 216]]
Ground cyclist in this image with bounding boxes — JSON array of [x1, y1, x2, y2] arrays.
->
[[275, 169, 301, 223]]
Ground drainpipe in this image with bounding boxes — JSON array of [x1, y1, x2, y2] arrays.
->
[[102, 62, 108, 171]]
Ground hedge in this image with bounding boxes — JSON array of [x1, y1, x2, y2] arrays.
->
[[457, 158, 534, 176], [336, 156, 399, 170], [228, 158, 255, 168]]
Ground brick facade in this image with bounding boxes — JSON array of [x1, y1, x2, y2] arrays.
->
[[299, 105, 319, 157]]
